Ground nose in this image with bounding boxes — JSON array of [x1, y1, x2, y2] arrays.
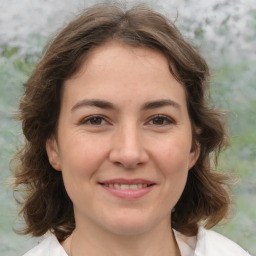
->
[[109, 124, 149, 169]]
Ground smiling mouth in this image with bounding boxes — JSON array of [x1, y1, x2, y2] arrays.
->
[[98, 179, 155, 199], [100, 183, 153, 190]]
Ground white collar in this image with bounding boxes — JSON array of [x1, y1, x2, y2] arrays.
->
[[25, 226, 250, 256], [173, 226, 250, 256]]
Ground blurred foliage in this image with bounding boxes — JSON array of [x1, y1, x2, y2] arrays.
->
[[210, 55, 256, 253], [0, 47, 37, 255]]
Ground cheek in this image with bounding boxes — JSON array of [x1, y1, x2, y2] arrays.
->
[[155, 137, 191, 171], [59, 138, 106, 203], [153, 138, 191, 192], [60, 134, 108, 172]]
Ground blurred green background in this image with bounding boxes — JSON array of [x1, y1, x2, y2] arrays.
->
[[0, 0, 255, 255]]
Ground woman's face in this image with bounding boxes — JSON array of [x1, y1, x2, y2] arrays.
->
[[46, 42, 199, 236]]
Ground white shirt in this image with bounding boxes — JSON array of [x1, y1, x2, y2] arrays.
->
[[23, 226, 251, 256]]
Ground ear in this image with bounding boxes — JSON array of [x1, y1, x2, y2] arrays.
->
[[46, 136, 61, 171], [188, 142, 200, 170]]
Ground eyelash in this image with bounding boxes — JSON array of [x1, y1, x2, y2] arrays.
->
[[80, 114, 175, 127], [80, 115, 108, 126], [146, 115, 175, 126]]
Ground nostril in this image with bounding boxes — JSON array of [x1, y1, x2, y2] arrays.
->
[[109, 145, 149, 169], [114, 161, 123, 167]]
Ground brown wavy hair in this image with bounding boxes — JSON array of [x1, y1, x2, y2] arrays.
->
[[13, 3, 231, 241]]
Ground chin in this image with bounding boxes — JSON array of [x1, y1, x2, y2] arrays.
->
[[103, 213, 162, 236]]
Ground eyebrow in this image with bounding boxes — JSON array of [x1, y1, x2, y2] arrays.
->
[[141, 99, 181, 111], [71, 99, 116, 112], [71, 99, 181, 112]]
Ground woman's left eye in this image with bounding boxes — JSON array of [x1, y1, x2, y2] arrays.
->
[[147, 115, 174, 126]]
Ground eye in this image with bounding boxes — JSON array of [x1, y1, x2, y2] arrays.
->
[[147, 115, 174, 126], [81, 115, 108, 126]]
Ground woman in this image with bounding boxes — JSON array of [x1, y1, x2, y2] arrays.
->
[[13, 3, 250, 256]]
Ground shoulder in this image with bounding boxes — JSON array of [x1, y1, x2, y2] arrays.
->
[[174, 226, 251, 256], [23, 234, 67, 256], [195, 226, 251, 256]]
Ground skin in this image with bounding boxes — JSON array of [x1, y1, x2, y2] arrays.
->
[[46, 41, 199, 256]]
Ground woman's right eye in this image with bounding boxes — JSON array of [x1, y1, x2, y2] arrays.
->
[[81, 115, 108, 126]]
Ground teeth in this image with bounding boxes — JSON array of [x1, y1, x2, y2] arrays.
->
[[130, 184, 138, 190], [104, 183, 149, 190], [114, 184, 120, 189], [120, 184, 129, 190], [137, 184, 143, 189]]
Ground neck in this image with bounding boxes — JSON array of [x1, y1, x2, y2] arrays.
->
[[66, 218, 180, 256]]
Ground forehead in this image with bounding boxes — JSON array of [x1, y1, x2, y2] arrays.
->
[[75, 41, 170, 77], [63, 41, 187, 110]]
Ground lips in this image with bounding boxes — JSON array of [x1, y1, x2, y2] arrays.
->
[[99, 178, 154, 188], [98, 179, 155, 199], [103, 183, 149, 190]]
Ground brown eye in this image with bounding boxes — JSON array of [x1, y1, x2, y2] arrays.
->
[[148, 115, 174, 126], [81, 116, 107, 125]]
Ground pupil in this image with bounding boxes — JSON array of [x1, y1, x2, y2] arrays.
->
[[153, 117, 164, 125], [91, 117, 101, 124]]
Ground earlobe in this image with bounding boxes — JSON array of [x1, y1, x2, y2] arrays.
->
[[188, 143, 200, 170], [46, 137, 61, 171]]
